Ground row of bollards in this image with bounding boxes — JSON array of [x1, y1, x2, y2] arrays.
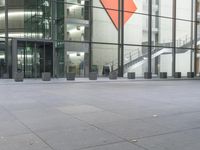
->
[[13, 71, 196, 82], [158, 72, 195, 79], [143, 72, 195, 79], [14, 72, 52, 82], [52, 71, 195, 80], [126, 72, 194, 80]]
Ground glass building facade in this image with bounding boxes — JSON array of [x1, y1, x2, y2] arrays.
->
[[0, 0, 200, 78]]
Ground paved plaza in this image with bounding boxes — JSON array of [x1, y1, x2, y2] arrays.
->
[[0, 79, 200, 150]]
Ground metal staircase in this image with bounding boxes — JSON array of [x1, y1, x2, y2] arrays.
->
[[107, 35, 200, 75]]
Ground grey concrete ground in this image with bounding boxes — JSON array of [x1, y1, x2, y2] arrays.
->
[[0, 79, 200, 150]]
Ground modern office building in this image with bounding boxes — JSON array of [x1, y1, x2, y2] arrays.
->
[[0, 0, 200, 78]]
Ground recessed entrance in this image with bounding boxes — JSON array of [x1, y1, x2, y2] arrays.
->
[[66, 51, 89, 77], [12, 39, 53, 78]]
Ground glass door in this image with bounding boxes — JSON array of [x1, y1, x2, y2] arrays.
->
[[25, 42, 34, 78], [66, 51, 89, 77], [0, 41, 6, 78], [17, 41, 25, 74], [16, 41, 53, 78], [33, 42, 41, 78]]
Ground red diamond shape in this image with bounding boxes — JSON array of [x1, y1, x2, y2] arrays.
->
[[100, 0, 137, 29]]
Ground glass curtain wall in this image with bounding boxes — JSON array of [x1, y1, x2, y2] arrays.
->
[[90, 0, 199, 78], [56, 0, 65, 77], [196, 0, 200, 75], [124, 0, 149, 77], [154, 0, 173, 77], [0, 0, 199, 78], [24, 0, 52, 39], [0, 0, 6, 78], [64, 0, 90, 77], [92, 0, 118, 76], [176, 0, 193, 76]]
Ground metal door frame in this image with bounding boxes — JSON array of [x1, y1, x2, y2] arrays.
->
[[12, 38, 54, 78]]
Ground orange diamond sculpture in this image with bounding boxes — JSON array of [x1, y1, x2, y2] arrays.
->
[[100, 0, 137, 29]]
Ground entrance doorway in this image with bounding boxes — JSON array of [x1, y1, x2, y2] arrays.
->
[[66, 51, 89, 77], [0, 41, 6, 78], [13, 40, 53, 78]]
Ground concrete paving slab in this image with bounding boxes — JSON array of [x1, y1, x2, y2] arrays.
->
[[136, 128, 200, 150], [0, 120, 30, 137], [0, 108, 16, 122], [37, 126, 122, 150], [12, 108, 90, 132], [0, 79, 200, 150], [140, 112, 200, 132], [81, 142, 145, 150], [2, 101, 46, 112], [0, 134, 52, 150], [57, 105, 104, 114], [71, 111, 130, 125], [94, 118, 170, 140]]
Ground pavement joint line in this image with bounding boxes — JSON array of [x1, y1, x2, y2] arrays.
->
[[56, 107, 200, 150], [1, 99, 135, 150], [40, 98, 200, 144], [0, 104, 56, 150], [74, 140, 126, 150], [80, 103, 200, 124], [0, 77, 200, 86], [129, 126, 200, 141], [149, 110, 200, 119], [55, 107, 148, 150], [130, 143, 150, 150], [1, 80, 200, 149], [94, 105, 200, 121], [132, 110, 200, 123], [0, 130, 31, 139]]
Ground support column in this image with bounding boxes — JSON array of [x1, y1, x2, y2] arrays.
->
[[118, 0, 122, 77], [190, 0, 194, 72], [118, 0, 124, 77], [172, 0, 176, 77], [89, 0, 93, 73], [146, 0, 152, 79], [120, 0, 124, 77], [194, 0, 198, 75], [52, 0, 57, 77], [5, 0, 9, 77]]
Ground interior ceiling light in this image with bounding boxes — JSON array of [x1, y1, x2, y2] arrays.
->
[[68, 5, 80, 10], [81, 0, 85, 5], [0, 33, 43, 38], [0, 55, 5, 59], [43, 1, 50, 7], [0, 11, 43, 18], [0, 1, 5, 6], [68, 26, 85, 33]]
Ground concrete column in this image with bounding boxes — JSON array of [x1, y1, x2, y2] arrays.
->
[[172, 0, 177, 77]]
